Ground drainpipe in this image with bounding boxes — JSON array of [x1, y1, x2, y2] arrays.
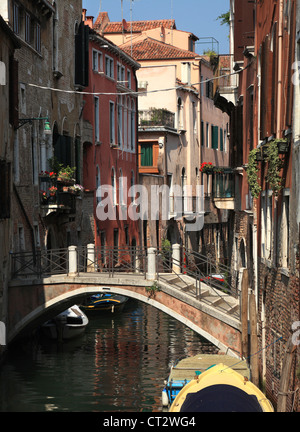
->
[[277, 0, 284, 138]]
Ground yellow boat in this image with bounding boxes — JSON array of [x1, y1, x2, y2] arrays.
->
[[169, 363, 274, 412]]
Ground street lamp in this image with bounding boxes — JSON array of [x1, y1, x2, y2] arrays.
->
[[16, 117, 52, 135]]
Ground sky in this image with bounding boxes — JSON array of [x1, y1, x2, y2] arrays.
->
[[82, 0, 230, 54]]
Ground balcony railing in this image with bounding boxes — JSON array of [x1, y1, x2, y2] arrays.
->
[[138, 108, 175, 129]]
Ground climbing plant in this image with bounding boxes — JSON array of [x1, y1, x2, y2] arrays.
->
[[265, 140, 284, 197], [246, 149, 262, 199]]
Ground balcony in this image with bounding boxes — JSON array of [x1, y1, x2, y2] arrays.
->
[[169, 195, 205, 219], [138, 108, 175, 130], [39, 175, 79, 216], [212, 171, 235, 210]]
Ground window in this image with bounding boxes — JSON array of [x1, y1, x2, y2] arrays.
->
[[141, 143, 153, 166], [177, 97, 183, 130], [117, 63, 125, 83], [111, 168, 117, 205], [211, 125, 218, 149], [0, 161, 11, 219], [279, 191, 290, 268], [220, 128, 224, 151], [206, 123, 209, 148], [13, 2, 20, 34], [36, 23, 41, 53], [119, 169, 125, 206], [130, 100, 135, 151], [109, 101, 115, 145], [117, 97, 123, 148], [201, 121, 204, 147], [25, 12, 31, 44], [105, 55, 114, 78], [92, 49, 102, 72], [127, 70, 131, 88], [94, 96, 99, 142], [96, 165, 101, 204]]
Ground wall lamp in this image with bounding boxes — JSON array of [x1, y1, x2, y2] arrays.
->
[[17, 117, 52, 135]]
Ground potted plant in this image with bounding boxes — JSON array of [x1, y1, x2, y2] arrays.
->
[[49, 185, 57, 197], [200, 162, 214, 174], [265, 139, 284, 196], [57, 165, 76, 183], [246, 149, 262, 199], [271, 138, 289, 154], [39, 190, 48, 204], [69, 184, 84, 195]]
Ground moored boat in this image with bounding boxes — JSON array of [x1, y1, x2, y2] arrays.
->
[[42, 305, 89, 340], [162, 354, 274, 412], [80, 293, 128, 313]]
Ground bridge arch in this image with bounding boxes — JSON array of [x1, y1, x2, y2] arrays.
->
[[7, 280, 241, 358]]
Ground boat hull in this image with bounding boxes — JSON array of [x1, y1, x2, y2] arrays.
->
[[169, 363, 274, 412], [42, 305, 89, 340], [80, 294, 128, 313]]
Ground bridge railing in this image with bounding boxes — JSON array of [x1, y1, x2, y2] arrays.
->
[[11, 248, 69, 278], [77, 245, 147, 277]]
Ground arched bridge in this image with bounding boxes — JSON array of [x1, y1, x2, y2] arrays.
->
[[8, 245, 244, 357]]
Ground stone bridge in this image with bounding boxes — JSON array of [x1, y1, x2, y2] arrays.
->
[[7, 245, 244, 358]]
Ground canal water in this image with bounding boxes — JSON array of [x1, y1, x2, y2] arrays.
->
[[0, 298, 218, 412]]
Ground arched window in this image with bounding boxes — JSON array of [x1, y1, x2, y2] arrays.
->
[[96, 165, 101, 204], [130, 99, 135, 152], [177, 97, 183, 130], [111, 167, 117, 205], [130, 169, 135, 202], [119, 168, 124, 205]]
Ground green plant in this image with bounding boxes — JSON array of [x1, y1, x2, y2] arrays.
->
[[265, 140, 284, 196], [146, 281, 160, 296], [48, 156, 64, 174], [58, 165, 76, 180], [246, 149, 262, 199]]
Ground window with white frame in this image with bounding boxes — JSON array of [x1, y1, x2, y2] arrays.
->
[[105, 55, 114, 79], [127, 70, 131, 89], [117, 97, 123, 148], [130, 100, 135, 151], [96, 165, 101, 204], [117, 63, 125, 84], [278, 189, 290, 268], [124, 98, 128, 150], [119, 169, 125, 206], [109, 101, 115, 145], [111, 167, 117, 205], [92, 49, 103, 73], [261, 190, 273, 261], [94, 96, 99, 142]]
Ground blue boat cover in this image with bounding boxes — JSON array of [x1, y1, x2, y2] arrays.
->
[[179, 384, 263, 412]]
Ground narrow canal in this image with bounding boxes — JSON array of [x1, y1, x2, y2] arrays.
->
[[0, 298, 218, 412]]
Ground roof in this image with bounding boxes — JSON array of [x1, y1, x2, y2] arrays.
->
[[120, 37, 197, 61], [94, 14, 176, 34]]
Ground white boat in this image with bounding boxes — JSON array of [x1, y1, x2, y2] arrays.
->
[[42, 305, 89, 340]]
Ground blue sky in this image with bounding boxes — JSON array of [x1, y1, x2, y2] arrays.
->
[[82, 0, 230, 54]]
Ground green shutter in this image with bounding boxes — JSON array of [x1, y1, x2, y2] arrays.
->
[[141, 143, 153, 166], [212, 126, 218, 149], [220, 128, 224, 151]]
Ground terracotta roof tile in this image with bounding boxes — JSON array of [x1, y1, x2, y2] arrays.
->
[[94, 14, 176, 34], [120, 37, 196, 61]]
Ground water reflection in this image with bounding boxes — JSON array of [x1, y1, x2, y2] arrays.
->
[[0, 299, 218, 412]]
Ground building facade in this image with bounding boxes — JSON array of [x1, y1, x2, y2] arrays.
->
[[219, 0, 300, 411], [0, 14, 20, 353], [82, 11, 140, 258], [93, 12, 230, 262]]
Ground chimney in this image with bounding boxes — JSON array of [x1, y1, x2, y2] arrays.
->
[[86, 16, 94, 29], [82, 9, 87, 21]]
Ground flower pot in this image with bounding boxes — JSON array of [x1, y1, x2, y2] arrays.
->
[[277, 141, 289, 153]]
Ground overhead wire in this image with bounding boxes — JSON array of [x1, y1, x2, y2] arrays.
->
[[26, 65, 246, 98]]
